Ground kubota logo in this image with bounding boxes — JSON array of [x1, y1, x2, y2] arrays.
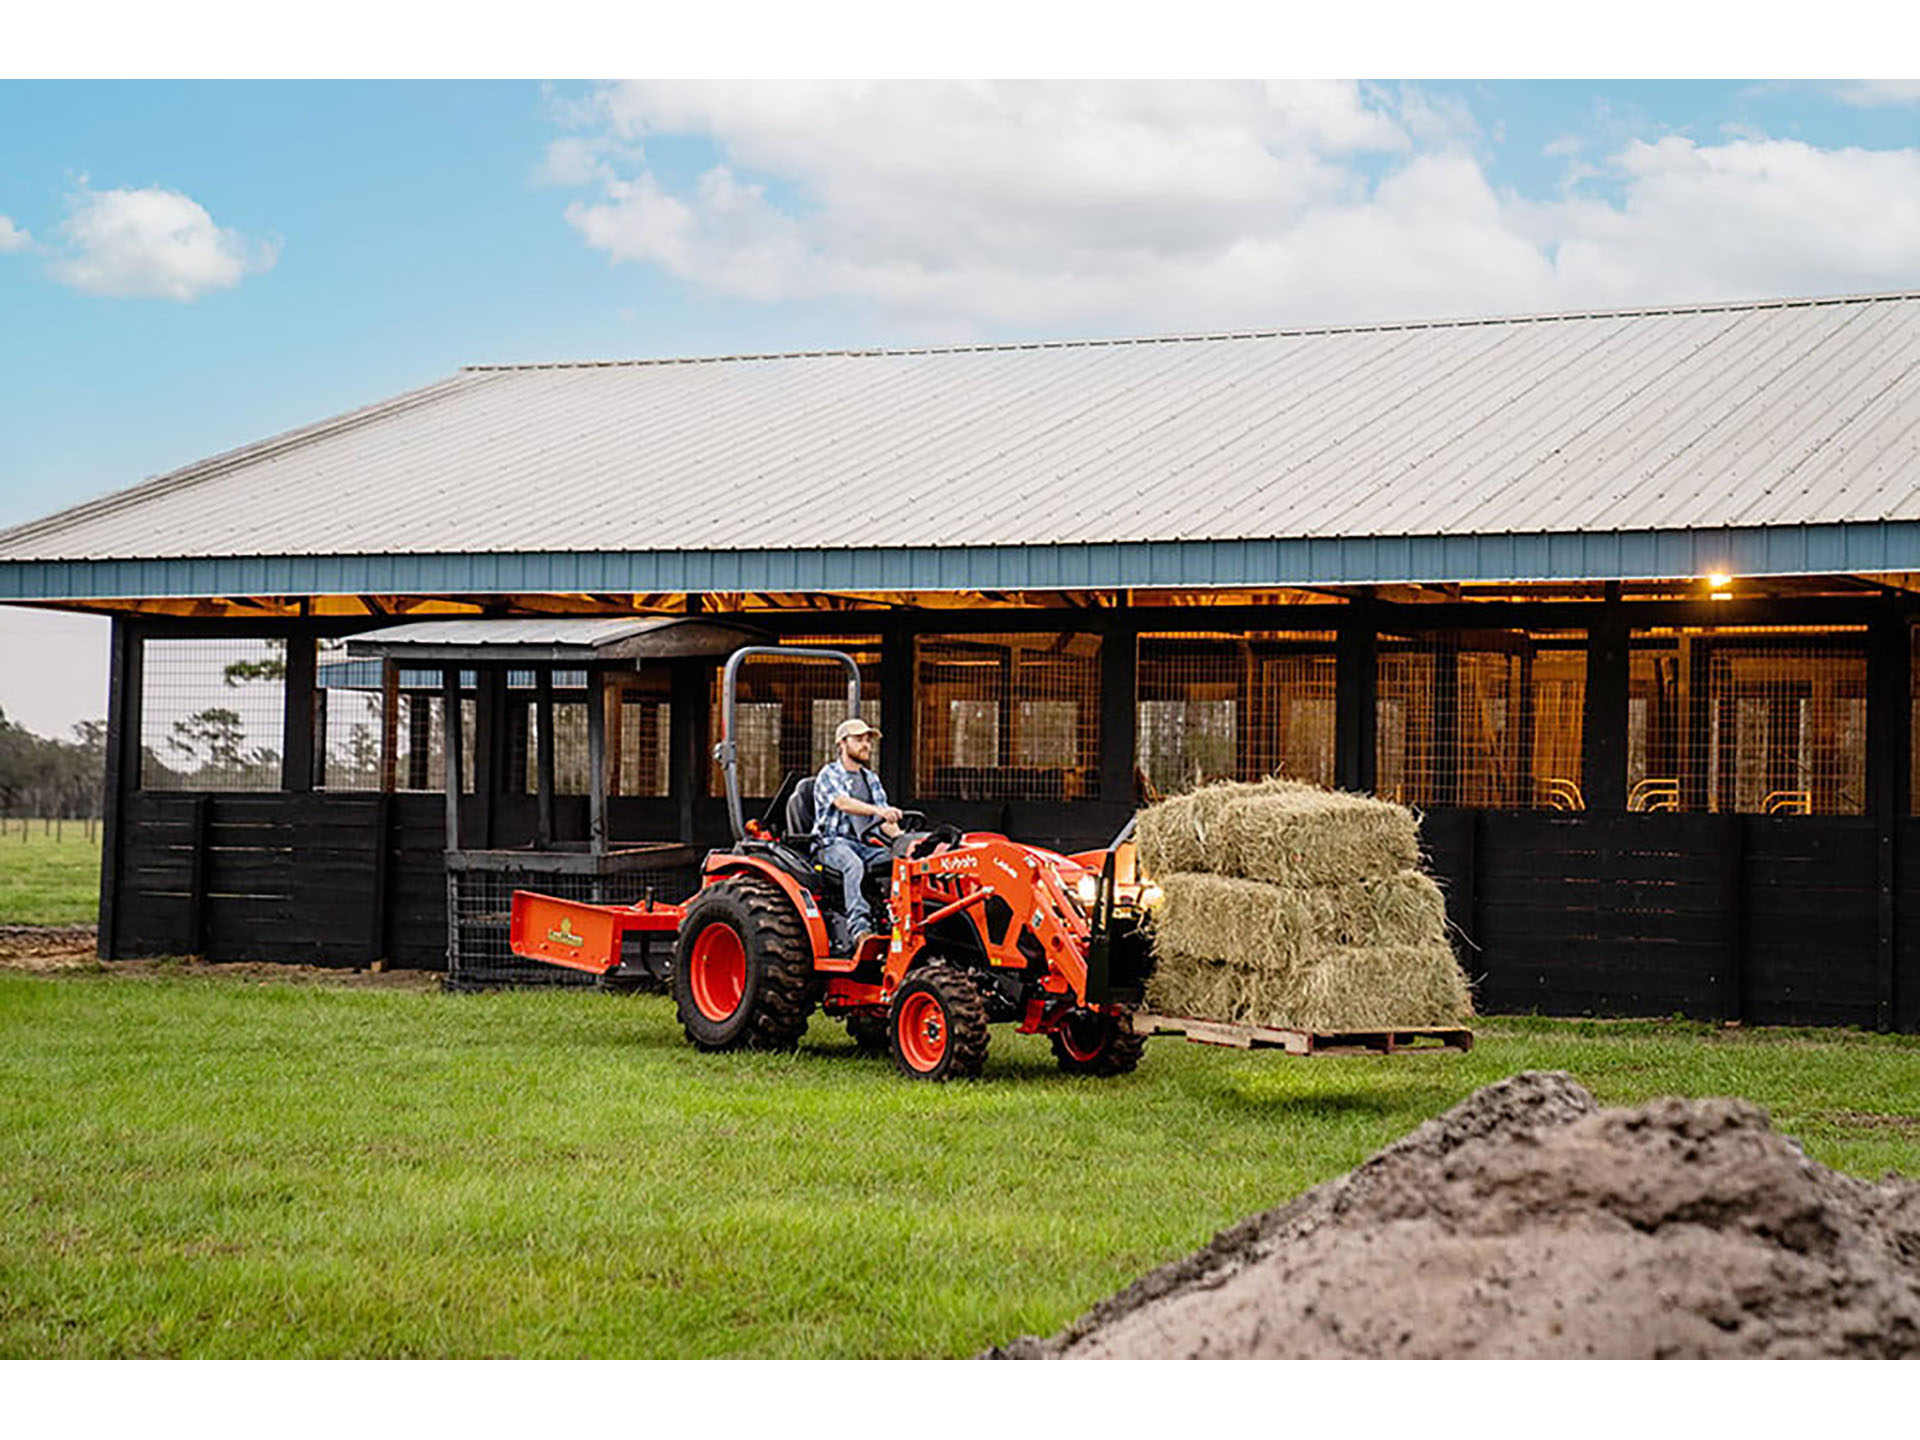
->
[[937, 854, 979, 871], [546, 918, 586, 949]]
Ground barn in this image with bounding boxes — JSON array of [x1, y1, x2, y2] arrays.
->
[[3, 290, 1919, 1029]]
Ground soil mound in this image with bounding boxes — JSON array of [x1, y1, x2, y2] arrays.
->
[[992, 1073, 1920, 1358]]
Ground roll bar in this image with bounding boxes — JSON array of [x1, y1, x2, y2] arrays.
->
[[714, 646, 862, 842]]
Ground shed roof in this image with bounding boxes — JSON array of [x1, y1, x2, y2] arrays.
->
[[343, 616, 767, 664], [6, 291, 1920, 600]]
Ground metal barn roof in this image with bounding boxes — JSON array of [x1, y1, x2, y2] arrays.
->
[[6, 291, 1920, 600]]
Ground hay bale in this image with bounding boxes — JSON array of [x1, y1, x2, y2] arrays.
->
[[1134, 779, 1465, 1031], [1145, 945, 1473, 1032], [1136, 779, 1419, 886], [1150, 871, 1445, 967], [1143, 869, 1471, 1031]]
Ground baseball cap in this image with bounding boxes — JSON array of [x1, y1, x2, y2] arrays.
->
[[834, 718, 882, 743]]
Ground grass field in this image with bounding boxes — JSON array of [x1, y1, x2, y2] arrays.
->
[[2, 968, 1916, 1358], [0, 822, 101, 925]]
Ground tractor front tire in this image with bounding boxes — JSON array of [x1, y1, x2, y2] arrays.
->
[[889, 962, 990, 1081], [672, 875, 821, 1052], [1050, 1007, 1147, 1077]]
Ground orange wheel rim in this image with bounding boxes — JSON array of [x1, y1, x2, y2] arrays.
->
[[897, 992, 948, 1072], [689, 924, 747, 1021]]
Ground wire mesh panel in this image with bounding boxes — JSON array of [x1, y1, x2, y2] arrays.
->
[[524, 697, 593, 794], [1629, 627, 1866, 815], [611, 673, 672, 798], [708, 637, 883, 799], [139, 637, 287, 791], [915, 632, 1102, 802], [1135, 632, 1336, 798], [315, 638, 384, 791], [1376, 630, 1587, 809], [392, 673, 477, 794]]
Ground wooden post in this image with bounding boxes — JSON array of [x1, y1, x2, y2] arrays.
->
[[1867, 612, 1908, 1032], [1681, 633, 1713, 813], [1335, 600, 1377, 794], [1099, 612, 1136, 806], [535, 668, 556, 848], [281, 629, 316, 793], [880, 615, 914, 805], [379, 660, 400, 794], [587, 668, 609, 855], [442, 666, 464, 852], [671, 660, 708, 845], [187, 795, 210, 957], [369, 791, 392, 966], [475, 668, 504, 848], [1583, 610, 1630, 812], [97, 617, 141, 960]]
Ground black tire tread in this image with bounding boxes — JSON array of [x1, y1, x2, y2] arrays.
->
[[673, 874, 821, 1052], [891, 961, 991, 1080], [1050, 1008, 1147, 1077]]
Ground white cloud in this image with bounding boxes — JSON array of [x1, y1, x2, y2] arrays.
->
[[1831, 80, 1920, 108], [49, 186, 277, 301], [549, 81, 1920, 337], [0, 215, 28, 252], [1538, 138, 1920, 307]]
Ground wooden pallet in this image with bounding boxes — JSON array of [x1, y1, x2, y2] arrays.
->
[[1128, 1011, 1473, 1057]]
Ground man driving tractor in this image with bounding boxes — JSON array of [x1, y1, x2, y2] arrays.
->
[[812, 716, 902, 953]]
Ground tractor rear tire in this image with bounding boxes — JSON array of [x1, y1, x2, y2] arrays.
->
[[1050, 1007, 1146, 1077], [889, 962, 990, 1081], [844, 1011, 892, 1055], [672, 875, 821, 1052]]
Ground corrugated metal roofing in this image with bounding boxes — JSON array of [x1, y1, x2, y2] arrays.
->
[[5, 292, 1920, 594]]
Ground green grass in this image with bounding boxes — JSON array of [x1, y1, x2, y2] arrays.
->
[[0, 822, 102, 925], [2, 970, 1916, 1358]]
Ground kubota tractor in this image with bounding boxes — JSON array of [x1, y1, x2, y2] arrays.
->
[[510, 647, 1160, 1080]]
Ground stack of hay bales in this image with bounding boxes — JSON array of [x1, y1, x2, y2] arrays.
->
[[1137, 778, 1472, 1031]]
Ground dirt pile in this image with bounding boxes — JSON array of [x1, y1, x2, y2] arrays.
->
[[992, 1073, 1920, 1358]]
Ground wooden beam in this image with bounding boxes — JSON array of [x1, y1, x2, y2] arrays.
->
[[588, 668, 608, 855], [442, 667, 464, 852], [96, 616, 140, 960], [1584, 608, 1630, 812], [1335, 600, 1377, 793], [281, 629, 317, 792], [535, 668, 556, 848], [1868, 610, 1908, 1031]]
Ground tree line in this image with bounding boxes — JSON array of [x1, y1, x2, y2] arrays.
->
[[0, 709, 106, 819]]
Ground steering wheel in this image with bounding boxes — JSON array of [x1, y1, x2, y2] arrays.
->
[[899, 812, 966, 859]]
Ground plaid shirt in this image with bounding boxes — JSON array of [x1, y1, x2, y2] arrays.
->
[[813, 759, 889, 843]]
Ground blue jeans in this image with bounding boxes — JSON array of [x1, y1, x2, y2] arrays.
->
[[817, 836, 892, 946]]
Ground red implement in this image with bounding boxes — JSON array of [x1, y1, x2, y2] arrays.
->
[[508, 890, 684, 975]]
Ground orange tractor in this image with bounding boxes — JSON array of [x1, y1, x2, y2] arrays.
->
[[509, 647, 1159, 1080]]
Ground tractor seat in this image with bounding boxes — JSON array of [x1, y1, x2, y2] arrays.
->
[[786, 776, 818, 846]]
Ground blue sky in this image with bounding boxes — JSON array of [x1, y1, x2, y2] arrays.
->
[[4, 77, 1920, 736]]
